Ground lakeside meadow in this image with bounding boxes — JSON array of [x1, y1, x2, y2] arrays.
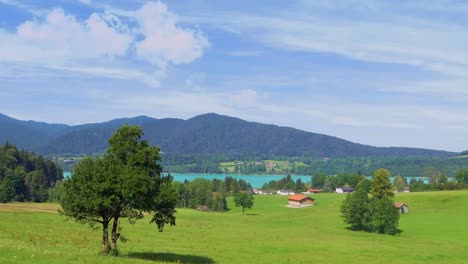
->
[[1, 191, 468, 264]]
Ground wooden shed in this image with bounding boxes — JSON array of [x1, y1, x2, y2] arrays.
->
[[288, 195, 315, 207], [394, 203, 409, 214]]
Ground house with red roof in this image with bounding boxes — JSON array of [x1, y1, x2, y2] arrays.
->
[[288, 195, 315, 207]]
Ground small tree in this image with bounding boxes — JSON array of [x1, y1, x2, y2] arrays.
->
[[60, 125, 177, 255], [370, 168, 394, 199], [393, 175, 407, 192], [234, 192, 254, 214]]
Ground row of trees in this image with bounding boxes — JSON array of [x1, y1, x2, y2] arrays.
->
[[311, 172, 363, 191], [0, 143, 63, 203], [171, 177, 253, 212], [341, 168, 400, 235], [261, 174, 308, 193]]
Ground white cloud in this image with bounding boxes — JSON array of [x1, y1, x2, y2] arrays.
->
[[184, 1, 468, 78], [135, 2, 209, 66], [0, 1, 209, 87], [14, 9, 132, 59]]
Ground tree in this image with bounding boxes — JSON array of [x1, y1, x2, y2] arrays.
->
[[342, 171, 400, 235], [311, 172, 326, 188], [368, 196, 400, 235], [60, 125, 177, 255], [341, 180, 370, 230], [370, 168, 394, 199], [455, 169, 468, 184], [234, 192, 254, 214], [25, 170, 48, 202], [0, 177, 15, 203], [393, 175, 407, 192]]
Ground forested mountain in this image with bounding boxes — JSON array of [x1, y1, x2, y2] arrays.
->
[[0, 113, 456, 158]]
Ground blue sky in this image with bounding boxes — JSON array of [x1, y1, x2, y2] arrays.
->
[[1, 0, 468, 152]]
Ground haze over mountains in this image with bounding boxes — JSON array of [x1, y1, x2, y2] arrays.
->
[[0, 113, 455, 158]]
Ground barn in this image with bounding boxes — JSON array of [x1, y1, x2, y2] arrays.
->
[[288, 195, 315, 207], [394, 203, 409, 214]]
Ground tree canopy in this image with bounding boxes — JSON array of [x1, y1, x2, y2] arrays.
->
[[0, 143, 63, 203], [341, 168, 400, 235], [370, 168, 394, 199], [234, 192, 254, 214], [60, 125, 177, 255]]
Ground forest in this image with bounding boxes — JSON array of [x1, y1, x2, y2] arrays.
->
[[0, 143, 63, 202]]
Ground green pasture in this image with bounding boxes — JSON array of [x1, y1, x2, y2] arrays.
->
[[1, 191, 468, 263]]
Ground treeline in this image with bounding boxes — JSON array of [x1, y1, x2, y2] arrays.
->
[[261, 174, 308, 193], [163, 154, 468, 177], [0, 143, 63, 203], [408, 168, 468, 192], [171, 176, 253, 212], [310, 167, 468, 193]]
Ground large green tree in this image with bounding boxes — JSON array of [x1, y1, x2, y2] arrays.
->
[[341, 180, 370, 231], [368, 196, 400, 235], [342, 169, 400, 235], [234, 192, 254, 214], [60, 125, 177, 255], [370, 168, 394, 199]]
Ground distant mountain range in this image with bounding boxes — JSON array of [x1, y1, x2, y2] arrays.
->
[[0, 113, 456, 158]]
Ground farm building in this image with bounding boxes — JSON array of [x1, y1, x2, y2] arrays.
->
[[306, 189, 323, 194], [394, 203, 409, 214], [288, 195, 315, 207], [336, 187, 354, 194], [277, 190, 295, 195]]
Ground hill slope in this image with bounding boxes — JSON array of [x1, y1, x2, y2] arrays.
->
[[0, 113, 455, 158]]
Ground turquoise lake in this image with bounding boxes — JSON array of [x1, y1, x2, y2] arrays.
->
[[63, 172, 430, 188]]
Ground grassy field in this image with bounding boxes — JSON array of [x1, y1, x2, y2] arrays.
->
[[1, 191, 468, 263]]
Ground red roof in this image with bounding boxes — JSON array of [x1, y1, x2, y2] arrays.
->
[[308, 189, 323, 193], [394, 203, 407, 208], [288, 195, 315, 202]]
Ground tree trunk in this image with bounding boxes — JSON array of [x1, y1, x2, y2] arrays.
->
[[102, 221, 110, 254], [110, 217, 120, 254], [242, 207, 245, 214]]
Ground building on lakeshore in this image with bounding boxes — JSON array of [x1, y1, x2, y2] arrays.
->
[[305, 189, 323, 194], [288, 195, 315, 207], [277, 190, 295, 195]]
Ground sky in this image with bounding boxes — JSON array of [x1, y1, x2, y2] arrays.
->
[[0, 0, 467, 152]]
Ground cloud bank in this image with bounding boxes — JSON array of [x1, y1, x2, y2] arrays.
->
[[0, 1, 209, 87]]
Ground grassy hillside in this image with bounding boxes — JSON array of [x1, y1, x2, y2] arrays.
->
[[1, 191, 468, 263]]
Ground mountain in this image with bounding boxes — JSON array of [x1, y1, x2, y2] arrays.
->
[[0, 113, 455, 158]]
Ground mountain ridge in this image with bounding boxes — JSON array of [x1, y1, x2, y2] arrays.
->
[[0, 112, 456, 158]]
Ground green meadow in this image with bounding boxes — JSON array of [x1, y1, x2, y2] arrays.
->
[[1, 191, 468, 264]]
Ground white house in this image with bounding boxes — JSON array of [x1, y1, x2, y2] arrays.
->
[[277, 190, 295, 195], [335, 187, 354, 194]]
